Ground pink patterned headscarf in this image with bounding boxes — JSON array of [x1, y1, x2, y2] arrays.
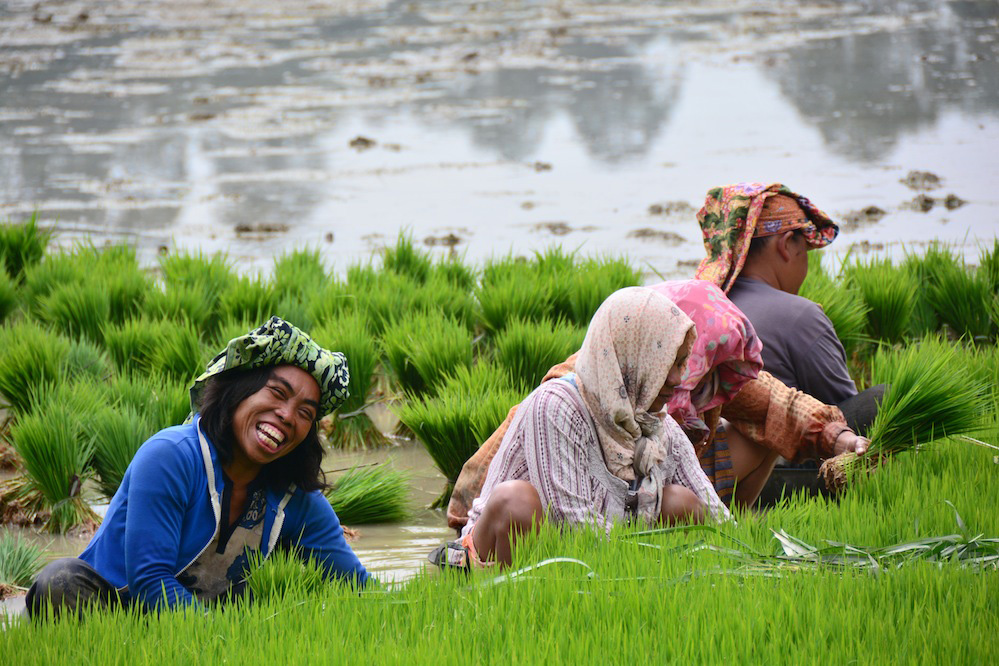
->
[[647, 280, 763, 428], [694, 183, 839, 293], [575, 287, 695, 482]]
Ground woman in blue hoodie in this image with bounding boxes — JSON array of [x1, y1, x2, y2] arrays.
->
[[27, 317, 369, 617]]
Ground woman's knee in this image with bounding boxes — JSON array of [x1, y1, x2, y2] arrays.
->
[[26, 557, 116, 619], [659, 484, 704, 525], [485, 480, 544, 531]]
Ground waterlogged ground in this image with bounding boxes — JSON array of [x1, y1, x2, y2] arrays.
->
[[1, 0, 997, 275]]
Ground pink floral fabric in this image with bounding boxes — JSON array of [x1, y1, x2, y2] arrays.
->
[[694, 183, 839, 293], [575, 287, 694, 482], [647, 280, 763, 431]]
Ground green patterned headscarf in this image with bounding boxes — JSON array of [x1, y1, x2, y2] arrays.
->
[[189, 316, 349, 418]]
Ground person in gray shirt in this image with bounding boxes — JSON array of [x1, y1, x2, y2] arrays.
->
[[694, 183, 884, 436]]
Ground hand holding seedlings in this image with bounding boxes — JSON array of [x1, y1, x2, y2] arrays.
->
[[833, 431, 869, 456]]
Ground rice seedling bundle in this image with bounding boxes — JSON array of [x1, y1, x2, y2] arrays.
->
[[382, 231, 431, 284], [844, 257, 917, 344], [10, 404, 98, 533], [218, 274, 278, 324], [799, 265, 870, 358], [925, 261, 995, 341], [102, 316, 173, 372], [82, 242, 151, 323], [901, 243, 958, 336], [158, 249, 235, 297], [0, 321, 71, 414], [819, 337, 989, 491], [273, 295, 315, 333], [144, 281, 222, 335], [353, 271, 420, 336], [245, 546, 328, 602], [0, 533, 44, 595], [21, 252, 84, 318], [381, 310, 472, 396], [110, 371, 191, 432], [39, 281, 111, 343], [312, 312, 389, 449], [475, 266, 554, 333], [306, 279, 357, 325], [493, 317, 586, 393], [324, 463, 409, 524], [272, 248, 327, 302], [0, 213, 51, 282], [978, 238, 999, 293], [0, 267, 17, 323], [433, 254, 477, 292], [410, 273, 478, 331], [60, 338, 112, 383], [91, 405, 155, 499], [210, 317, 258, 353], [567, 256, 642, 327], [150, 319, 205, 381]]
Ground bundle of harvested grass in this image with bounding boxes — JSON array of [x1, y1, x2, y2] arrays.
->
[[325, 463, 409, 524], [0, 267, 18, 323], [383, 231, 431, 284], [493, 317, 586, 393], [819, 337, 989, 492], [0, 213, 51, 282], [0, 533, 44, 598], [103, 316, 173, 372], [218, 274, 277, 324], [381, 310, 472, 396], [150, 319, 205, 381], [40, 281, 111, 343], [475, 257, 554, 332], [110, 371, 190, 432], [272, 248, 327, 302], [159, 250, 235, 297], [799, 255, 870, 358], [567, 256, 642, 327], [845, 258, 917, 344], [0, 321, 71, 414], [91, 405, 155, 499]]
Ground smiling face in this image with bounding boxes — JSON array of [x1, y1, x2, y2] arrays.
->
[[228, 365, 321, 477]]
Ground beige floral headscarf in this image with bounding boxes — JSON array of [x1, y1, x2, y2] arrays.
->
[[575, 287, 695, 482]]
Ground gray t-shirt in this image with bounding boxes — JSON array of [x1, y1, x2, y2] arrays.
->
[[728, 277, 857, 406]]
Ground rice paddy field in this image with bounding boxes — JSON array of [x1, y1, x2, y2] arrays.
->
[[1, 216, 998, 662]]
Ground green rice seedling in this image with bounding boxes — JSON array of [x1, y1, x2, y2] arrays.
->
[[103, 264, 152, 325], [381, 310, 472, 396], [272, 247, 327, 302], [150, 320, 205, 382], [60, 338, 112, 383], [844, 257, 917, 344], [324, 463, 409, 524], [273, 295, 314, 333], [144, 282, 221, 335], [245, 545, 328, 602], [533, 245, 579, 321], [0, 321, 71, 414], [493, 317, 587, 393], [475, 265, 554, 333], [26, 379, 109, 437], [383, 231, 432, 284], [0, 212, 51, 282], [0, 533, 44, 596], [11, 404, 98, 533], [819, 337, 989, 491], [91, 405, 155, 499], [306, 279, 357, 326], [211, 317, 257, 351], [410, 272, 478, 331], [926, 261, 995, 341], [102, 316, 173, 373], [39, 281, 111, 344], [567, 256, 642, 327], [21, 251, 84, 318], [354, 271, 421, 336], [0, 266, 18, 323], [218, 274, 277, 324], [978, 237, 999, 292], [433, 253, 477, 292], [111, 371, 192, 432], [799, 262, 870, 359], [901, 243, 963, 336], [158, 249, 235, 297], [312, 312, 387, 449]]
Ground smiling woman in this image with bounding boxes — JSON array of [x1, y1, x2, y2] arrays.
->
[[25, 317, 369, 618]]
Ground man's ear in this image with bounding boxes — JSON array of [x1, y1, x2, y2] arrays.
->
[[774, 230, 795, 262]]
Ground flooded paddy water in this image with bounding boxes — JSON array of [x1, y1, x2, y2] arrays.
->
[[2, 0, 999, 591]]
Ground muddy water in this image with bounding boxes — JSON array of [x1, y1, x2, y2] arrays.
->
[[1, 0, 997, 276]]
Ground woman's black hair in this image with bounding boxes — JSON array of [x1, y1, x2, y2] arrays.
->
[[747, 227, 806, 259], [196, 365, 327, 492]]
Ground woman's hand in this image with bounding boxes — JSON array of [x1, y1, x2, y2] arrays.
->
[[833, 429, 870, 456]]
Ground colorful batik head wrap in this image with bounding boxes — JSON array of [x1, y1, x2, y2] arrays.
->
[[694, 183, 839, 293], [189, 316, 349, 419]]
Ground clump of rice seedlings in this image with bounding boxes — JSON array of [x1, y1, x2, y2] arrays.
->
[[844, 257, 916, 344], [110, 371, 191, 431], [819, 337, 989, 492], [926, 261, 995, 341], [159, 249, 235, 297], [381, 311, 472, 396], [272, 248, 327, 302], [102, 316, 173, 372], [26, 379, 108, 435], [901, 243, 963, 336], [567, 256, 642, 326], [60, 338, 112, 383], [433, 253, 477, 292], [799, 258, 870, 358], [533, 245, 579, 321], [273, 295, 314, 333], [218, 274, 277, 324], [383, 231, 431, 284], [0, 267, 18, 323], [493, 317, 587, 393], [150, 320, 205, 381], [307, 279, 356, 325], [245, 546, 328, 602], [354, 271, 420, 336], [396, 379, 522, 506], [144, 282, 221, 335], [0, 321, 71, 414], [978, 238, 999, 292], [410, 273, 478, 331], [0, 533, 44, 598], [39, 281, 111, 343], [325, 463, 409, 524], [21, 251, 84, 317], [0, 212, 51, 282], [91, 405, 155, 499], [475, 263, 554, 332], [11, 404, 99, 533], [312, 312, 387, 449], [211, 317, 257, 352]]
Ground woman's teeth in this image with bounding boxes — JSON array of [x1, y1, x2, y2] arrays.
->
[[257, 424, 285, 450]]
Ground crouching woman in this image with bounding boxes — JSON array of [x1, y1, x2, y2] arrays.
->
[[27, 317, 369, 617], [457, 288, 729, 568]]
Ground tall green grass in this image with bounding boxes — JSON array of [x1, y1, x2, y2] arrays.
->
[[60, 338, 112, 383], [159, 250, 234, 296], [103, 316, 174, 373], [926, 261, 995, 341], [381, 311, 472, 396], [109, 371, 191, 432], [40, 281, 111, 343], [0, 267, 17, 323], [325, 463, 409, 524], [0, 533, 44, 595], [845, 258, 917, 344], [382, 231, 431, 284], [272, 248, 327, 302], [475, 258, 554, 332], [151, 320, 205, 381], [218, 274, 277, 324], [567, 256, 642, 326], [493, 317, 586, 392], [0, 213, 51, 282], [0, 321, 71, 414], [91, 405, 155, 499], [800, 255, 870, 358]]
